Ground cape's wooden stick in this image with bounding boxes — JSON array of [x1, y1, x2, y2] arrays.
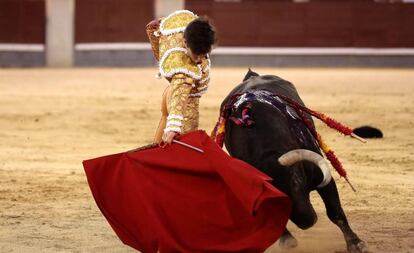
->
[[173, 140, 204, 153]]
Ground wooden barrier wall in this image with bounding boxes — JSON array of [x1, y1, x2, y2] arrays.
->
[[186, 0, 414, 47], [0, 0, 46, 43], [0, 0, 413, 47], [75, 0, 154, 43]]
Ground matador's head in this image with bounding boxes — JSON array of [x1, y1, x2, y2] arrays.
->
[[184, 17, 217, 64]]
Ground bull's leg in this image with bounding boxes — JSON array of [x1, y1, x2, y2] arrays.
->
[[317, 180, 369, 253], [278, 228, 298, 249]]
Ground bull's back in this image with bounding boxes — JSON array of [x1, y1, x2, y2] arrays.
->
[[222, 75, 319, 170], [221, 75, 305, 110]]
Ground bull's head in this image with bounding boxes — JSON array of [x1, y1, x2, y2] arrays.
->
[[276, 149, 332, 229]]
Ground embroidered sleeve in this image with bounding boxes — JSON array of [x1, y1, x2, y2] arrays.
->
[[165, 74, 194, 134]]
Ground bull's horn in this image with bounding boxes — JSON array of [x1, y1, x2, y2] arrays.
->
[[278, 149, 332, 188]]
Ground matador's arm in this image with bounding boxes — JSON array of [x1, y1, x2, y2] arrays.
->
[[145, 18, 161, 61], [164, 74, 194, 134]]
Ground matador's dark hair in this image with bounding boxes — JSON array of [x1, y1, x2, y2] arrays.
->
[[184, 17, 216, 55]]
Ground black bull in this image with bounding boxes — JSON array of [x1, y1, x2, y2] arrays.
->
[[220, 70, 368, 253]]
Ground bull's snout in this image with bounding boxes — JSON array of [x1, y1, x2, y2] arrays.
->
[[291, 206, 318, 230]]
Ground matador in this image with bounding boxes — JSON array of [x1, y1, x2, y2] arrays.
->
[[146, 10, 215, 144]]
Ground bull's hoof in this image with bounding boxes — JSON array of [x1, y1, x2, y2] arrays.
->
[[347, 240, 369, 253], [279, 235, 298, 249]]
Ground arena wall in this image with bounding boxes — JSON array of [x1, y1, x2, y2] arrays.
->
[[0, 0, 45, 67], [1, 0, 414, 67], [186, 0, 414, 48]]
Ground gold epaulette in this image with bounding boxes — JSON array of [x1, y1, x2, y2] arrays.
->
[[159, 10, 197, 36], [159, 48, 202, 80]]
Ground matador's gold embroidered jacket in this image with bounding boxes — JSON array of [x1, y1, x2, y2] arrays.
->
[[146, 10, 210, 134]]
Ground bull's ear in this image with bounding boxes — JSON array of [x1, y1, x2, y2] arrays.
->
[[243, 68, 259, 81]]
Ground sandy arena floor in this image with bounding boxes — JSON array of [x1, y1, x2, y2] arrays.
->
[[0, 68, 413, 253]]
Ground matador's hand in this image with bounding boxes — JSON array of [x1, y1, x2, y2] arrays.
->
[[161, 131, 178, 146]]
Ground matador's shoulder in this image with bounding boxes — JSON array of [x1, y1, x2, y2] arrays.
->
[[160, 10, 197, 36], [159, 48, 202, 81]]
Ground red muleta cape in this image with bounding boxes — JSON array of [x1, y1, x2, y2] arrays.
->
[[83, 130, 291, 253]]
